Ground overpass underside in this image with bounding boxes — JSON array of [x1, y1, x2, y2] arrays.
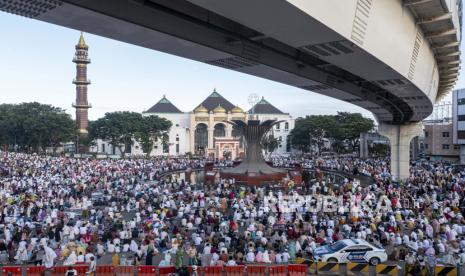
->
[[0, 0, 461, 180]]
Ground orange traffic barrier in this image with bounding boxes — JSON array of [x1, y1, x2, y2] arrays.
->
[[269, 265, 287, 276], [96, 265, 115, 276], [288, 264, 307, 276], [115, 265, 135, 276], [137, 265, 156, 276], [2, 266, 21, 276], [247, 265, 267, 276], [26, 266, 46, 276], [224, 265, 245, 276], [159, 266, 176, 275], [204, 266, 223, 276]]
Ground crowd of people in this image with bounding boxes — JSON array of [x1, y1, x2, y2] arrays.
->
[[0, 151, 465, 275]]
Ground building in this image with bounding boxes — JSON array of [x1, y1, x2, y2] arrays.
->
[[72, 33, 92, 152], [453, 89, 465, 164], [423, 118, 459, 161], [94, 89, 294, 158]]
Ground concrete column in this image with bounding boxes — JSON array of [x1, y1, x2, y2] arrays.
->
[[411, 136, 419, 161], [226, 125, 233, 137], [208, 128, 214, 149], [359, 133, 369, 158], [378, 122, 422, 181]]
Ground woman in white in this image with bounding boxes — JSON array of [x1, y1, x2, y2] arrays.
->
[[64, 250, 78, 266], [43, 245, 57, 269]]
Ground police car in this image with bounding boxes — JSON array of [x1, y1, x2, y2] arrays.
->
[[313, 239, 387, 265]]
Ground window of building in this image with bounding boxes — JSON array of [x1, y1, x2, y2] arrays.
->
[[442, 144, 450, 150], [176, 144, 180, 153], [459, 115, 465, 121], [424, 131, 428, 138], [275, 123, 280, 130], [424, 144, 428, 149], [163, 143, 169, 153], [284, 122, 289, 130], [176, 124, 179, 127], [176, 135, 179, 142], [458, 98, 465, 105], [442, 132, 450, 137], [458, 131, 465, 139], [101, 144, 105, 153], [214, 123, 226, 137], [195, 123, 208, 152], [454, 145, 460, 150]]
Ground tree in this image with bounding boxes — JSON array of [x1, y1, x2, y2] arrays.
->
[[89, 112, 142, 157], [261, 134, 280, 154], [289, 115, 336, 153], [0, 102, 75, 152], [289, 112, 374, 154], [90, 112, 172, 157], [330, 112, 374, 152], [135, 115, 172, 157]]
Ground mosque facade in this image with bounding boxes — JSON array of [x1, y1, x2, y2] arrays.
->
[[139, 89, 295, 158], [93, 89, 294, 158]]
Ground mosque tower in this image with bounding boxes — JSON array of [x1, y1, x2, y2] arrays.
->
[[72, 32, 91, 152]]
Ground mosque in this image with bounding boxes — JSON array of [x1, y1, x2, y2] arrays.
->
[[135, 89, 294, 158]]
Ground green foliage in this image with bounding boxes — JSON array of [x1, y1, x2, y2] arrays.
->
[[289, 112, 374, 154], [89, 112, 171, 157], [261, 134, 280, 153], [0, 102, 76, 152]]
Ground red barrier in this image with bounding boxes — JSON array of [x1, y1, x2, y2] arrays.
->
[[188, 266, 204, 275], [1, 266, 21, 276], [159, 266, 176, 275], [51, 265, 88, 276], [247, 265, 267, 276], [96, 265, 115, 276], [137, 265, 156, 275], [26, 266, 46, 276], [269, 265, 287, 276], [115, 265, 135, 276], [75, 265, 89, 275], [204, 266, 223, 276], [224, 265, 245, 276], [288, 264, 307, 276]]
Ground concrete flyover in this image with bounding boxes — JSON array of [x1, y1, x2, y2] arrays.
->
[[0, 0, 462, 179]]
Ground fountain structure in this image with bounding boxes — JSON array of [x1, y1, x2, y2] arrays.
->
[[220, 119, 287, 185]]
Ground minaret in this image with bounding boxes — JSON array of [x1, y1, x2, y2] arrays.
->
[[72, 32, 91, 152]]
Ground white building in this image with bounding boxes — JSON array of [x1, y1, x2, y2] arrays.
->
[[93, 89, 294, 158]]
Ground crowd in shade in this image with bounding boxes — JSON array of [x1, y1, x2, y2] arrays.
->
[[0, 151, 465, 275]]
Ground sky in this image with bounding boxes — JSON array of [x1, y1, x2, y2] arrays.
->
[[0, 11, 463, 122]]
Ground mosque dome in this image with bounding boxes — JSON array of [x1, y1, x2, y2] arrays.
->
[[231, 106, 244, 113], [213, 104, 226, 114], [194, 105, 208, 113]]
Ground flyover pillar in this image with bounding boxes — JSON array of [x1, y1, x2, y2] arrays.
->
[[359, 133, 369, 158], [378, 123, 422, 181]]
